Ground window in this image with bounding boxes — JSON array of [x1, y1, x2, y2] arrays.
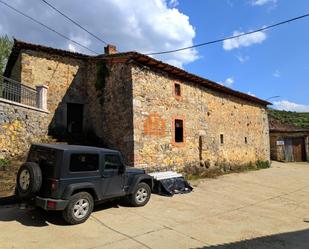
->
[[245, 137, 248, 144], [70, 153, 99, 172], [175, 119, 184, 143], [220, 134, 224, 144], [175, 83, 181, 97], [104, 154, 122, 170]]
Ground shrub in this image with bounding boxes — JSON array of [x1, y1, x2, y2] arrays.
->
[[256, 160, 271, 169], [0, 158, 10, 171]]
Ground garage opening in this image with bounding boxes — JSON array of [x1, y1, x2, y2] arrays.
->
[[284, 137, 306, 162]]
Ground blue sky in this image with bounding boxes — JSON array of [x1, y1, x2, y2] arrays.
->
[[0, 0, 308, 111], [177, 0, 309, 111]]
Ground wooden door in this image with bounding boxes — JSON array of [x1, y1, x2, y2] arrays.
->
[[292, 138, 306, 162], [284, 138, 294, 162]]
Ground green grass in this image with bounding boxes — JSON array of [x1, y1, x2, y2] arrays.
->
[[268, 109, 309, 128], [184, 160, 271, 181]]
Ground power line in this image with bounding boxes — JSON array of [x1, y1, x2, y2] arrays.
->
[[0, 0, 99, 55], [266, 96, 280, 101], [40, 0, 108, 45], [147, 13, 309, 55]]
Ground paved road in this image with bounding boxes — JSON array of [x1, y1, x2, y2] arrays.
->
[[1, 161, 309, 249]]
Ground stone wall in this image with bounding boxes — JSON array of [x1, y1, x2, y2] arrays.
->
[[131, 65, 270, 170], [85, 60, 134, 164], [1, 49, 89, 159], [16, 50, 87, 132], [3, 48, 271, 169], [5, 50, 134, 163], [0, 99, 49, 159]]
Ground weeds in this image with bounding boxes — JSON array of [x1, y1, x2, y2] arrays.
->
[[184, 160, 271, 181], [256, 160, 271, 169], [0, 158, 10, 171]]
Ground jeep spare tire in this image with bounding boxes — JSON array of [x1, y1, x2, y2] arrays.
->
[[16, 162, 42, 199]]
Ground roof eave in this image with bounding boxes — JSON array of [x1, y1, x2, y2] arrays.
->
[[114, 52, 271, 107]]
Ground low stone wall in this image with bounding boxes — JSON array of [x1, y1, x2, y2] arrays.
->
[[0, 98, 50, 159]]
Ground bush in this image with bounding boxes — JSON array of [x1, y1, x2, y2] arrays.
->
[[0, 159, 10, 171], [256, 160, 271, 169]]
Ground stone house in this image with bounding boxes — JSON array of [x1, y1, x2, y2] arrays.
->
[[269, 117, 309, 162], [1, 39, 270, 170]]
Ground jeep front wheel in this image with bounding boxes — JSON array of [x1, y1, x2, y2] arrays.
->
[[129, 182, 151, 207], [63, 192, 94, 225]]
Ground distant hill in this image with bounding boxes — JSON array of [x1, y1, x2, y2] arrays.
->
[[268, 109, 309, 128]]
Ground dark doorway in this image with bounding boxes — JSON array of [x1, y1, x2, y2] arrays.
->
[[67, 103, 83, 134]]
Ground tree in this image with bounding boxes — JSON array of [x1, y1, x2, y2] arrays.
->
[[0, 35, 13, 74]]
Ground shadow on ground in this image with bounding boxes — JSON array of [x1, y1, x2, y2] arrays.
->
[[193, 229, 309, 249], [0, 195, 124, 227]]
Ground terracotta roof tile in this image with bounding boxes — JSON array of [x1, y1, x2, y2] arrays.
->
[[5, 39, 271, 106], [269, 116, 309, 132]]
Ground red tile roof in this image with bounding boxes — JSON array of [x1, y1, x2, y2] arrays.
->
[[5, 39, 271, 106], [269, 116, 309, 132]]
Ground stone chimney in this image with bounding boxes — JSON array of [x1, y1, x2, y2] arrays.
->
[[104, 44, 117, 55]]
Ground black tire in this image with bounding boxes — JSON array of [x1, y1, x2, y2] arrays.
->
[[16, 162, 42, 200], [62, 192, 94, 225], [129, 182, 151, 207]]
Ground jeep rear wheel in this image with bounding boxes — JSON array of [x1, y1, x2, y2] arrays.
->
[[63, 192, 94, 225], [16, 162, 42, 200], [129, 182, 151, 207]]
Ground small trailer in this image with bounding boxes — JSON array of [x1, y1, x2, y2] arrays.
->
[[149, 171, 193, 196]]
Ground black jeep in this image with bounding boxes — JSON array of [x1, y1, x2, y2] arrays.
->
[[16, 144, 153, 225]]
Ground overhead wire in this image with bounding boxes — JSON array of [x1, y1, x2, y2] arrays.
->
[[0, 0, 99, 55], [40, 0, 109, 45], [146, 13, 309, 55]]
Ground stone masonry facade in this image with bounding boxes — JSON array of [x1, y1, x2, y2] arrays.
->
[[4, 45, 134, 164], [2, 40, 270, 170], [132, 66, 270, 170], [0, 100, 49, 159]]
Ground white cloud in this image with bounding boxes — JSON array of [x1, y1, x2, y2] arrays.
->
[[273, 70, 280, 78], [225, 77, 234, 86], [219, 77, 234, 87], [223, 30, 267, 50], [251, 0, 277, 6], [68, 43, 76, 52], [247, 91, 256, 97], [272, 100, 309, 112], [0, 0, 197, 68], [236, 54, 250, 63], [168, 0, 179, 8]]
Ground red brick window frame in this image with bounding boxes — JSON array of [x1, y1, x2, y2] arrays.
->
[[174, 83, 182, 100], [171, 116, 186, 146]]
